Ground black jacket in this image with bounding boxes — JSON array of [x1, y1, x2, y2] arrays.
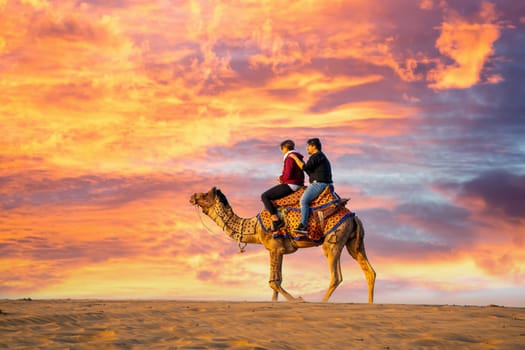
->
[[303, 151, 332, 183]]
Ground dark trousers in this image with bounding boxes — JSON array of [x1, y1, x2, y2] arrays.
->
[[261, 184, 294, 215]]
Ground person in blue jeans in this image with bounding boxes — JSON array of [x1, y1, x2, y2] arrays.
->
[[288, 138, 333, 238]]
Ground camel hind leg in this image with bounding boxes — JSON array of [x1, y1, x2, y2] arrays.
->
[[321, 242, 344, 302], [347, 216, 376, 303], [354, 243, 376, 304]]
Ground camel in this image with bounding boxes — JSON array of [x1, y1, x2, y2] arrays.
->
[[190, 187, 376, 303]]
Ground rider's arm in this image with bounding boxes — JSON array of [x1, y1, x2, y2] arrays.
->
[[288, 153, 305, 170]]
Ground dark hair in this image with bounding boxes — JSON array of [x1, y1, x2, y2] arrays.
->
[[280, 139, 295, 150], [307, 138, 322, 151]]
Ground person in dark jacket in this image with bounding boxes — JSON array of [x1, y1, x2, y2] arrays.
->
[[288, 138, 332, 237], [261, 140, 305, 231]]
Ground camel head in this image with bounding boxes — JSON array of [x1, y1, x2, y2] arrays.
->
[[190, 187, 230, 212]]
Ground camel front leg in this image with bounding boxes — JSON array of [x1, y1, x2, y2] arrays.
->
[[268, 250, 303, 302]]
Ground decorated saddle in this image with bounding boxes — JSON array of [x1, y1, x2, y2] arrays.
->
[[257, 185, 355, 243]]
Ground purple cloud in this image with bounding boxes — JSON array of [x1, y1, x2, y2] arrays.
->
[[0, 172, 202, 210], [460, 170, 525, 218], [0, 235, 139, 263]]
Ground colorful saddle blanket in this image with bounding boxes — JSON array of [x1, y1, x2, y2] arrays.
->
[[257, 185, 355, 243]]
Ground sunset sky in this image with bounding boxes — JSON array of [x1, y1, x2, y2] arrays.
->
[[1, 0, 524, 306]]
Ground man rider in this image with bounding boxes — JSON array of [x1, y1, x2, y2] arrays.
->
[[288, 138, 332, 238]]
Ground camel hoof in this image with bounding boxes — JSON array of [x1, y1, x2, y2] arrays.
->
[[292, 296, 304, 303]]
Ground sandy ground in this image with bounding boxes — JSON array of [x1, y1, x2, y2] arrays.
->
[[0, 300, 524, 349]]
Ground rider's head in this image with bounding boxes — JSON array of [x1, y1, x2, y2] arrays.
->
[[306, 138, 322, 154], [280, 139, 295, 152]]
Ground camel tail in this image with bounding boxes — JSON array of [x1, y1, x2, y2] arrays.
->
[[353, 215, 363, 252]]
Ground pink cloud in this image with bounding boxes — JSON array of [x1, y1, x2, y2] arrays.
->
[[474, 250, 525, 284]]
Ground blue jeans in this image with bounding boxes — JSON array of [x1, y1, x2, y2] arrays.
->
[[300, 182, 330, 226]]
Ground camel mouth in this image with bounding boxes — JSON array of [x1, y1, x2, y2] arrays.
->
[[190, 189, 217, 208]]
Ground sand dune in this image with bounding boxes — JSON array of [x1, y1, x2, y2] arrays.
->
[[0, 300, 523, 349]]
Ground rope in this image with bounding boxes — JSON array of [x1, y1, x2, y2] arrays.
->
[[238, 239, 247, 253], [194, 206, 234, 243], [194, 194, 262, 253]]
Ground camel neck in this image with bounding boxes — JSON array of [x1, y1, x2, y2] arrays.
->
[[207, 203, 260, 244]]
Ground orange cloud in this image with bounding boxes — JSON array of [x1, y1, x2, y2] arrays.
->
[[419, 0, 434, 10], [1, 0, 422, 175], [267, 71, 384, 93], [20, 0, 48, 9], [429, 1, 501, 89]]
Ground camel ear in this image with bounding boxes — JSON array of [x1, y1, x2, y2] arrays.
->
[[208, 187, 217, 197]]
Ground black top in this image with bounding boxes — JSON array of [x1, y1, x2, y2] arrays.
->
[[303, 151, 333, 183]]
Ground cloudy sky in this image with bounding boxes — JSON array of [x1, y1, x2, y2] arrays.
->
[[1, 0, 524, 306]]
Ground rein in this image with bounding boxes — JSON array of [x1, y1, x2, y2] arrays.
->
[[194, 203, 252, 253], [194, 206, 226, 238]]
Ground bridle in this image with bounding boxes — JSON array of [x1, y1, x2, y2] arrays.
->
[[193, 197, 253, 253]]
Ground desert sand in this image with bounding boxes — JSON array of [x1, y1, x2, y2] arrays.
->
[[0, 300, 523, 349]]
